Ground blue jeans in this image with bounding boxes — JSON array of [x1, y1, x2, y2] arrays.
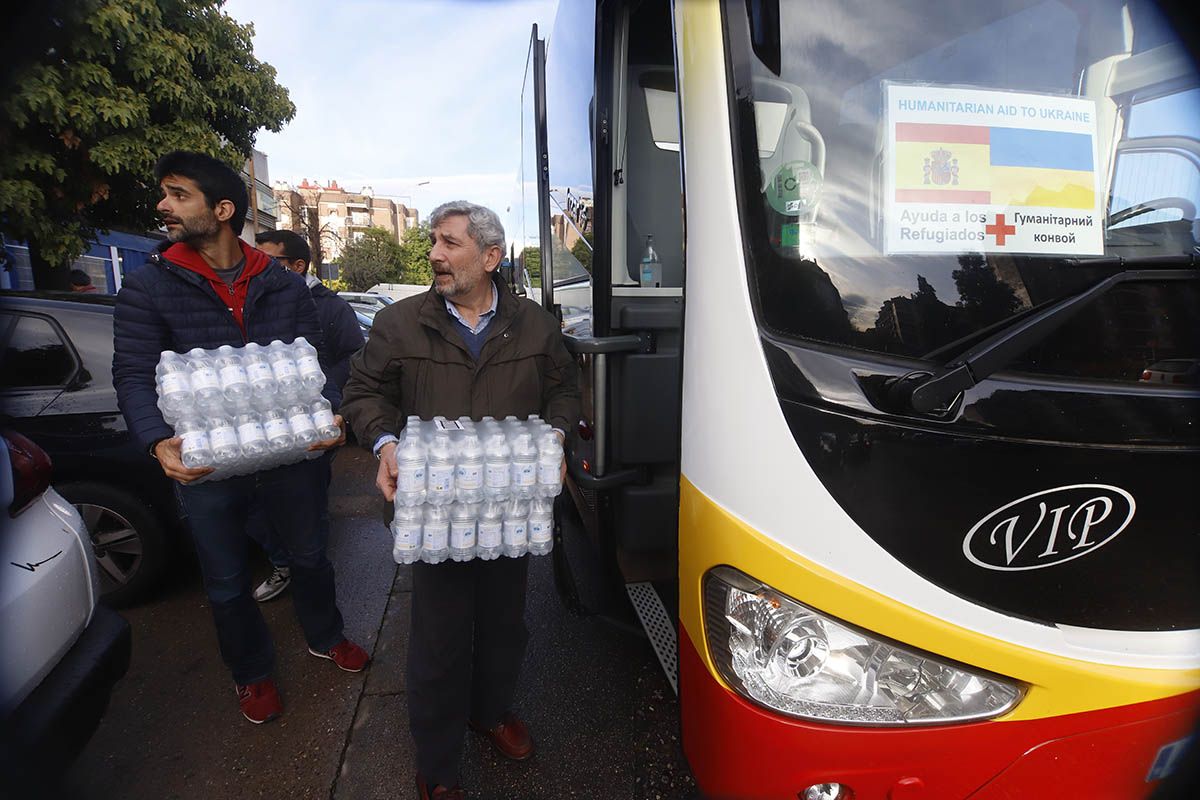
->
[[177, 456, 344, 685], [247, 450, 335, 568]]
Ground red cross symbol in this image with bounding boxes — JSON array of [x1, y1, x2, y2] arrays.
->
[[985, 214, 1016, 246]]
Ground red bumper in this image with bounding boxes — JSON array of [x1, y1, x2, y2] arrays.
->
[[680, 628, 1199, 799]]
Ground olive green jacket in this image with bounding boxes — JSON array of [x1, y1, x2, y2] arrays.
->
[[341, 278, 581, 448]]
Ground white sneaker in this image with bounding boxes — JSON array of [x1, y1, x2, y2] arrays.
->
[[253, 566, 291, 602]]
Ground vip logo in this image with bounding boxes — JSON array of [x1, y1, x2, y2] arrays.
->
[[963, 485, 1136, 571]]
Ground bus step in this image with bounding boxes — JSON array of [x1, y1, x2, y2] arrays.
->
[[625, 582, 678, 694]]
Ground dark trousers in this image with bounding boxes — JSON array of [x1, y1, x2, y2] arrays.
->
[[177, 456, 345, 685], [247, 450, 336, 567], [409, 555, 530, 788]]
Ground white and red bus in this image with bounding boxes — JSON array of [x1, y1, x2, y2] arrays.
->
[[516, 1, 1200, 796]]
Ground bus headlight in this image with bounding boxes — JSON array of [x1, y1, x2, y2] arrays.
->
[[704, 567, 1023, 725]]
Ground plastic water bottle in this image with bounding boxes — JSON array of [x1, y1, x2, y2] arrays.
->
[[187, 348, 223, 410], [391, 505, 423, 565], [528, 496, 554, 556], [394, 430, 427, 506], [207, 415, 241, 465], [243, 342, 278, 402], [421, 505, 450, 564], [310, 397, 341, 440], [476, 501, 504, 561], [293, 337, 325, 398], [426, 432, 455, 505], [502, 415, 521, 439], [455, 432, 485, 503], [502, 498, 529, 558], [236, 411, 269, 458], [262, 408, 294, 453], [178, 417, 213, 468], [214, 345, 250, 405], [449, 502, 477, 562], [639, 234, 662, 288], [156, 351, 193, 416], [537, 430, 564, 498], [510, 432, 538, 500], [484, 433, 511, 501], [267, 340, 301, 400], [286, 403, 319, 446]]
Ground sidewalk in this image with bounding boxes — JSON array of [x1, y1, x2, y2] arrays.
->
[[62, 448, 696, 800]]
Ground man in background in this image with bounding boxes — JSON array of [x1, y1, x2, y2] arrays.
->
[[69, 268, 99, 292], [250, 229, 364, 601]]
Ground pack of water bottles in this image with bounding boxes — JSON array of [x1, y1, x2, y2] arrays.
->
[[154, 338, 340, 483], [389, 415, 564, 565]]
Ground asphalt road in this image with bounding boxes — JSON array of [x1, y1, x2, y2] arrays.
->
[[58, 447, 697, 800]]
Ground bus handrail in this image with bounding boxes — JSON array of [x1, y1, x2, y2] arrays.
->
[[562, 333, 643, 354]]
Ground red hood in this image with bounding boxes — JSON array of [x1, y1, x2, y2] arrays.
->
[[161, 239, 273, 282], [161, 240, 276, 339]]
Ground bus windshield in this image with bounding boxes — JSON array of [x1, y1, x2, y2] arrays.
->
[[727, 0, 1200, 381]]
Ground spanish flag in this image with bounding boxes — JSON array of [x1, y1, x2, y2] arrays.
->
[[894, 123, 1095, 209]]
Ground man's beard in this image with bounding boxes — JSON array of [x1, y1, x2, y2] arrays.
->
[[166, 212, 220, 244], [433, 268, 480, 299]]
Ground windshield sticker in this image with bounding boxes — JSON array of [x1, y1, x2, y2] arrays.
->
[[767, 160, 821, 218], [884, 83, 1102, 256]]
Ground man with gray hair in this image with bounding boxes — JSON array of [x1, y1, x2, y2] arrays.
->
[[341, 201, 580, 799]]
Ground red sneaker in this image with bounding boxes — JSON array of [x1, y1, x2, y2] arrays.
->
[[236, 678, 282, 724], [309, 639, 370, 672]]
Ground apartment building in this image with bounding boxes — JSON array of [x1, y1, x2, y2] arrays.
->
[[274, 179, 419, 262], [241, 148, 277, 244]]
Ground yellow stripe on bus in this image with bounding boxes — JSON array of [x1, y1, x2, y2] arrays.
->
[[677, 477, 1200, 722]]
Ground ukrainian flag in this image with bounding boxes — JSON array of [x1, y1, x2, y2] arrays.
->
[[895, 123, 1095, 209]]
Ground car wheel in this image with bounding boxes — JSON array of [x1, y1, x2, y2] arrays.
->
[[56, 482, 169, 608]]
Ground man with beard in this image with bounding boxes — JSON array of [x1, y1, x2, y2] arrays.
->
[[340, 201, 579, 800], [112, 151, 369, 725]]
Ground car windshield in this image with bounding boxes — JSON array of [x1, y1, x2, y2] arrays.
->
[[728, 0, 1200, 379]]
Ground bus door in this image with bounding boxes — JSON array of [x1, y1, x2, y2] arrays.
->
[[520, 0, 687, 667]]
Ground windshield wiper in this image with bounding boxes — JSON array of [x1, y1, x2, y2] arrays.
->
[[890, 254, 1198, 414]]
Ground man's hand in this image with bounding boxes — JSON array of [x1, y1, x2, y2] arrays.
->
[[154, 437, 215, 484], [376, 440, 398, 502], [307, 414, 347, 452]]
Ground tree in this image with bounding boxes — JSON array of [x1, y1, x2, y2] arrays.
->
[[521, 245, 541, 288], [953, 253, 1022, 329], [276, 192, 340, 272], [0, 0, 295, 288], [570, 231, 594, 274], [398, 224, 433, 285], [339, 227, 404, 291]]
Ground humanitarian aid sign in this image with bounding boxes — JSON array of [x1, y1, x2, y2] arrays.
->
[[884, 83, 1103, 255]]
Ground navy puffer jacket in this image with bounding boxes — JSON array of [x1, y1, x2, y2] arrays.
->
[[113, 242, 327, 452], [309, 280, 365, 400]]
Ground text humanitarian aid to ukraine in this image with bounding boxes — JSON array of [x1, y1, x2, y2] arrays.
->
[[155, 338, 339, 482], [388, 416, 563, 565], [526, 0, 1200, 797]]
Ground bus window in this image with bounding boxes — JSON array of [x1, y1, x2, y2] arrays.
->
[[542, 0, 596, 321], [726, 0, 1200, 384], [618, 2, 682, 289]]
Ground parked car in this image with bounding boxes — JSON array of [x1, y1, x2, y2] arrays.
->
[[337, 291, 394, 311], [352, 307, 374, 338], [0, 430, 131, 783], [0, 292, 181, 606], [1140, 358, 1200, 385]]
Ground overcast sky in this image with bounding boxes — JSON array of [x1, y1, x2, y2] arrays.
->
[[222, 0, 558, 236]]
